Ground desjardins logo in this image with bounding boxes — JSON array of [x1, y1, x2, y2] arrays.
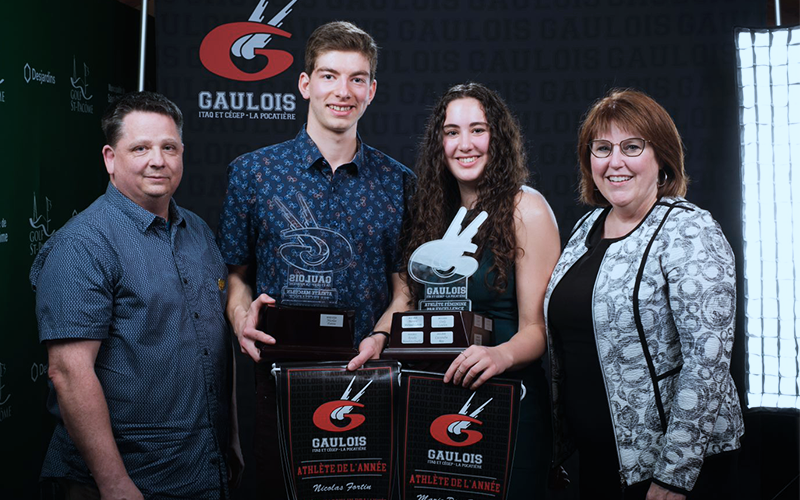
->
[[23, 63, 56, 85]]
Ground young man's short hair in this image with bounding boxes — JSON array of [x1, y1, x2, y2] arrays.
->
[[304, 21, 379, 80]]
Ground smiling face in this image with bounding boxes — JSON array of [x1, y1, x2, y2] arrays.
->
[[299, 50, 377, 138], [442, 97, 491, 202], [591, 122, 659, 220], [102, 111, 183, 219]]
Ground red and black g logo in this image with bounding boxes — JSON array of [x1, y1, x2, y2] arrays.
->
[[199, 1, 297, 82], [312, 377, 372, 433], [429, 393, 493, 447]]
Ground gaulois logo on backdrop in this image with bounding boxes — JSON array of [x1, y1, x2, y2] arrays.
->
[[199, 0, 297, 82], [429, 392, 492, 448]]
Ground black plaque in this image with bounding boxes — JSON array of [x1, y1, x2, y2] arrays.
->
[[399, 371, 521, 500], [274, 361, 400, 500]]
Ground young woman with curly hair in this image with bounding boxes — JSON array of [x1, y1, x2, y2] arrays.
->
[[404, 82, 561, 499]]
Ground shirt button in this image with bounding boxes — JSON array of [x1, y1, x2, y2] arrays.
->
[[210, 457, 218, 465], [194, 312, 199, 319], [203, 348, 209, 356], [183, 278, 188, 284]]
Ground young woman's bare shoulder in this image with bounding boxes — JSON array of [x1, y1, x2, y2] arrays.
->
[[516, 186, 556, 223]]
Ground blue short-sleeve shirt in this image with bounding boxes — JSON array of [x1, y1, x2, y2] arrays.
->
[[30, 183, 232, 499], [217, 127, 414, 343]]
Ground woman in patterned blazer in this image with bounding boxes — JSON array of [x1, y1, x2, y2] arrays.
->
[[544, 88, 744, 500]]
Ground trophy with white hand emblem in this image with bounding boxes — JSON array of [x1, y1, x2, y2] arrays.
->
[[384, 207, 493, 360], [257, 193, 357, 359]]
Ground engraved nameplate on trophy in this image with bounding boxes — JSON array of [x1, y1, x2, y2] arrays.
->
[[384, 208, 494, 361], [257, 193, 357, 360]]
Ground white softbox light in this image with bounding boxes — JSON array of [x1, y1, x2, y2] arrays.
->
[[736, 25, 800, 410]]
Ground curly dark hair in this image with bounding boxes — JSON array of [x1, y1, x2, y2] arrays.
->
[[403, 82, 529, 304]]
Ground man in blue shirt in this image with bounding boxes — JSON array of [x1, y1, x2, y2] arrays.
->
[[218, 21, 414, 365], [217, 21, 413, 499], [31, 92, 238, 499]]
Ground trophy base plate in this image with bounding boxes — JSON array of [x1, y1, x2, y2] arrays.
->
[[383, 310, 493, 361], [257, 305, 357, 361]]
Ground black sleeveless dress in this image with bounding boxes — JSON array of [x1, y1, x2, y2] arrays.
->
[[469, 251, 553, 499]]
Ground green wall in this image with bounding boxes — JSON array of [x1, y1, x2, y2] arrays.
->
[[0, 1, 141, 497]]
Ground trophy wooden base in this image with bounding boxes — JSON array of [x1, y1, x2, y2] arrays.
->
[[256, 305, 357, 360], [383, 310, 493, 361]]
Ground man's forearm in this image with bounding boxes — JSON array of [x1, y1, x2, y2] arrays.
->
[[226, 265, 255, 333], [347, 273, 409, 371], [48, 341, 136, 495]]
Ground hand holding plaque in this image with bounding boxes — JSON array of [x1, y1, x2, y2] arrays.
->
[[384, 208, 494, 360], [257, 193, 357, 360]]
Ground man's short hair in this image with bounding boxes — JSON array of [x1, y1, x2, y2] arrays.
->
[[304, 21, 378, 80], [101, 91, 183, 147]]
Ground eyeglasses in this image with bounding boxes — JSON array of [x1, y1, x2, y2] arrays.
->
[[588, 138, 649, 158]]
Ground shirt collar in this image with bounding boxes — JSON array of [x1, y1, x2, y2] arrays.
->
[[295, 125, 364, 173], [105, 182, 185, 233]]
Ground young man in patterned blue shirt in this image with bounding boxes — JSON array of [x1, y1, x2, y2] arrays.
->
[[217, 21, 414, 498], [219, 21, 414, 366]]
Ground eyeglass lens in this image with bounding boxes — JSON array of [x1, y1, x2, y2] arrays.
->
[[590, 138, 646, 158]]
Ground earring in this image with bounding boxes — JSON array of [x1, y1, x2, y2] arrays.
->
[[657, 170, 667, 188]]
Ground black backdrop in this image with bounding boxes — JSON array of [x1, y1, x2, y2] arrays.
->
[[154, 1, 798, 499], [158, 0, 759, 240]]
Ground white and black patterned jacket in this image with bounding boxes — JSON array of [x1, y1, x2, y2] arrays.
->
[[544, 198, 744, 491]]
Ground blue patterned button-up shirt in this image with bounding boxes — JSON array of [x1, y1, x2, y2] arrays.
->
[[217, 127, 414, 343], [30, 183, 232, 499]]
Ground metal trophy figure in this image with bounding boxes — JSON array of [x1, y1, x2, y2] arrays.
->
[[257, 193, 357, 358], [384, 207, 494, 359]]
